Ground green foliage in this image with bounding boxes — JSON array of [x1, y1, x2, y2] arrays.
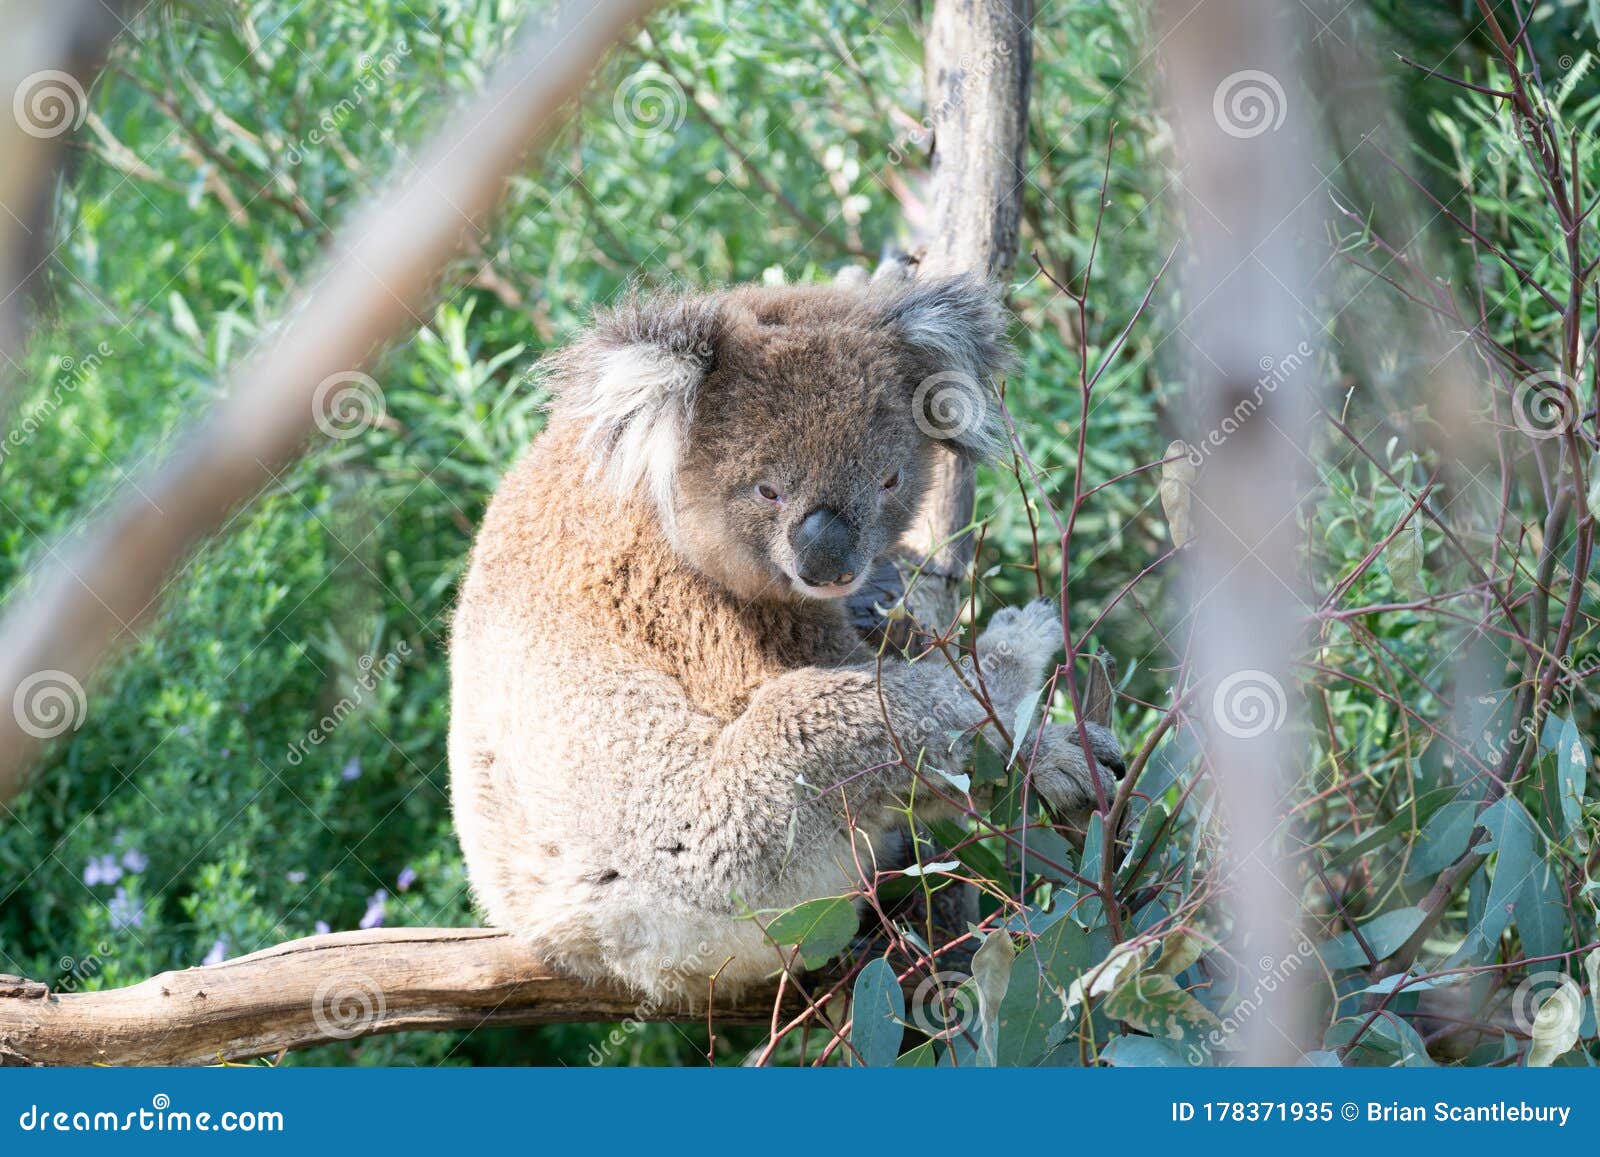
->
[[6, 0, 1599, 1069]]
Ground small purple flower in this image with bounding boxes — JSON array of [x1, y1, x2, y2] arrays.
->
[[202, 938, 228, 966], [286, 870, 308, 885], [120, 849, 149, 874], [396, 865, 417, 893], [108, 886, 142, 931], [341, 757, 362, 782], [83, 854, 122, 887], [314, 920, 331, 935], [358, 888, 388, 929]]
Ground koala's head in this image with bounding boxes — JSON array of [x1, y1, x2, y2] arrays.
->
[[550, 276, 1013, 601]]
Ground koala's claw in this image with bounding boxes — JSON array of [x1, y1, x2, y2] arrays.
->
[[1020, 721, 1125, 817]]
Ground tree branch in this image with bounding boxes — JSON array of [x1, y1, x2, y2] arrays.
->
[[0, 928, 797, 1066], [899, 0, 1033, 625]]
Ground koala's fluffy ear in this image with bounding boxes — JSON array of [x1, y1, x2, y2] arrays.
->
[[878, 275, 1014, 461], [549, 293, 723, 522]]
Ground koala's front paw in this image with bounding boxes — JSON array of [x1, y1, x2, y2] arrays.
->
[[1020, 721, 1125, 818], [973, 600, 1060, 716]]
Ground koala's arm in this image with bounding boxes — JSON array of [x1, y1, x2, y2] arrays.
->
[[510, 603, 1059, 909]]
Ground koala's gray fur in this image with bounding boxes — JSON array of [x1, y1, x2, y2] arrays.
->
[[448, 276, 1121, 1002]]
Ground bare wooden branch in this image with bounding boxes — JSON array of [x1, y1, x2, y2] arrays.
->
[[0, 928, 797, 1066], [0, 0, 656, 802], [901, 0, 1033, 624]]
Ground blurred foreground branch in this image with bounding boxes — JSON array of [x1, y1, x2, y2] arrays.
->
[[0, 0, 656, 802]]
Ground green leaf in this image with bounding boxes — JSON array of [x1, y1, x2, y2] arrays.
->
[[971, 928, 1015, 1066], [1007, 685, 1045, 767], [1315, 907, 1428, 969], [894, 1040, 937, 1067], [764, 896, 859, 969], [1557, 716, 1589, 837], [1384, 516, 1426, 600], [1465, 797, 1557, 959], [1153, 928, 1207, 977], [1407, 800, 1477, 878], [1327, 785, 1460, 870], [1526, 980, 1582, 1067], [1100, 1034, 1191, 1066], [850, 958, 904, 1067], [1103, 972, 1219, 1042]]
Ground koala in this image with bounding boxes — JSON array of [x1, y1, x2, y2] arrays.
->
[[448, 276, 1123, 1003]]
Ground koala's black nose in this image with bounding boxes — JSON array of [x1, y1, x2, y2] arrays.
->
[[791, 507, 859, 588]]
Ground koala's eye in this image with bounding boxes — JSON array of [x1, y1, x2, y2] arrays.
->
[[881, 471, 902, 492], [756, 483, 784, 504]]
